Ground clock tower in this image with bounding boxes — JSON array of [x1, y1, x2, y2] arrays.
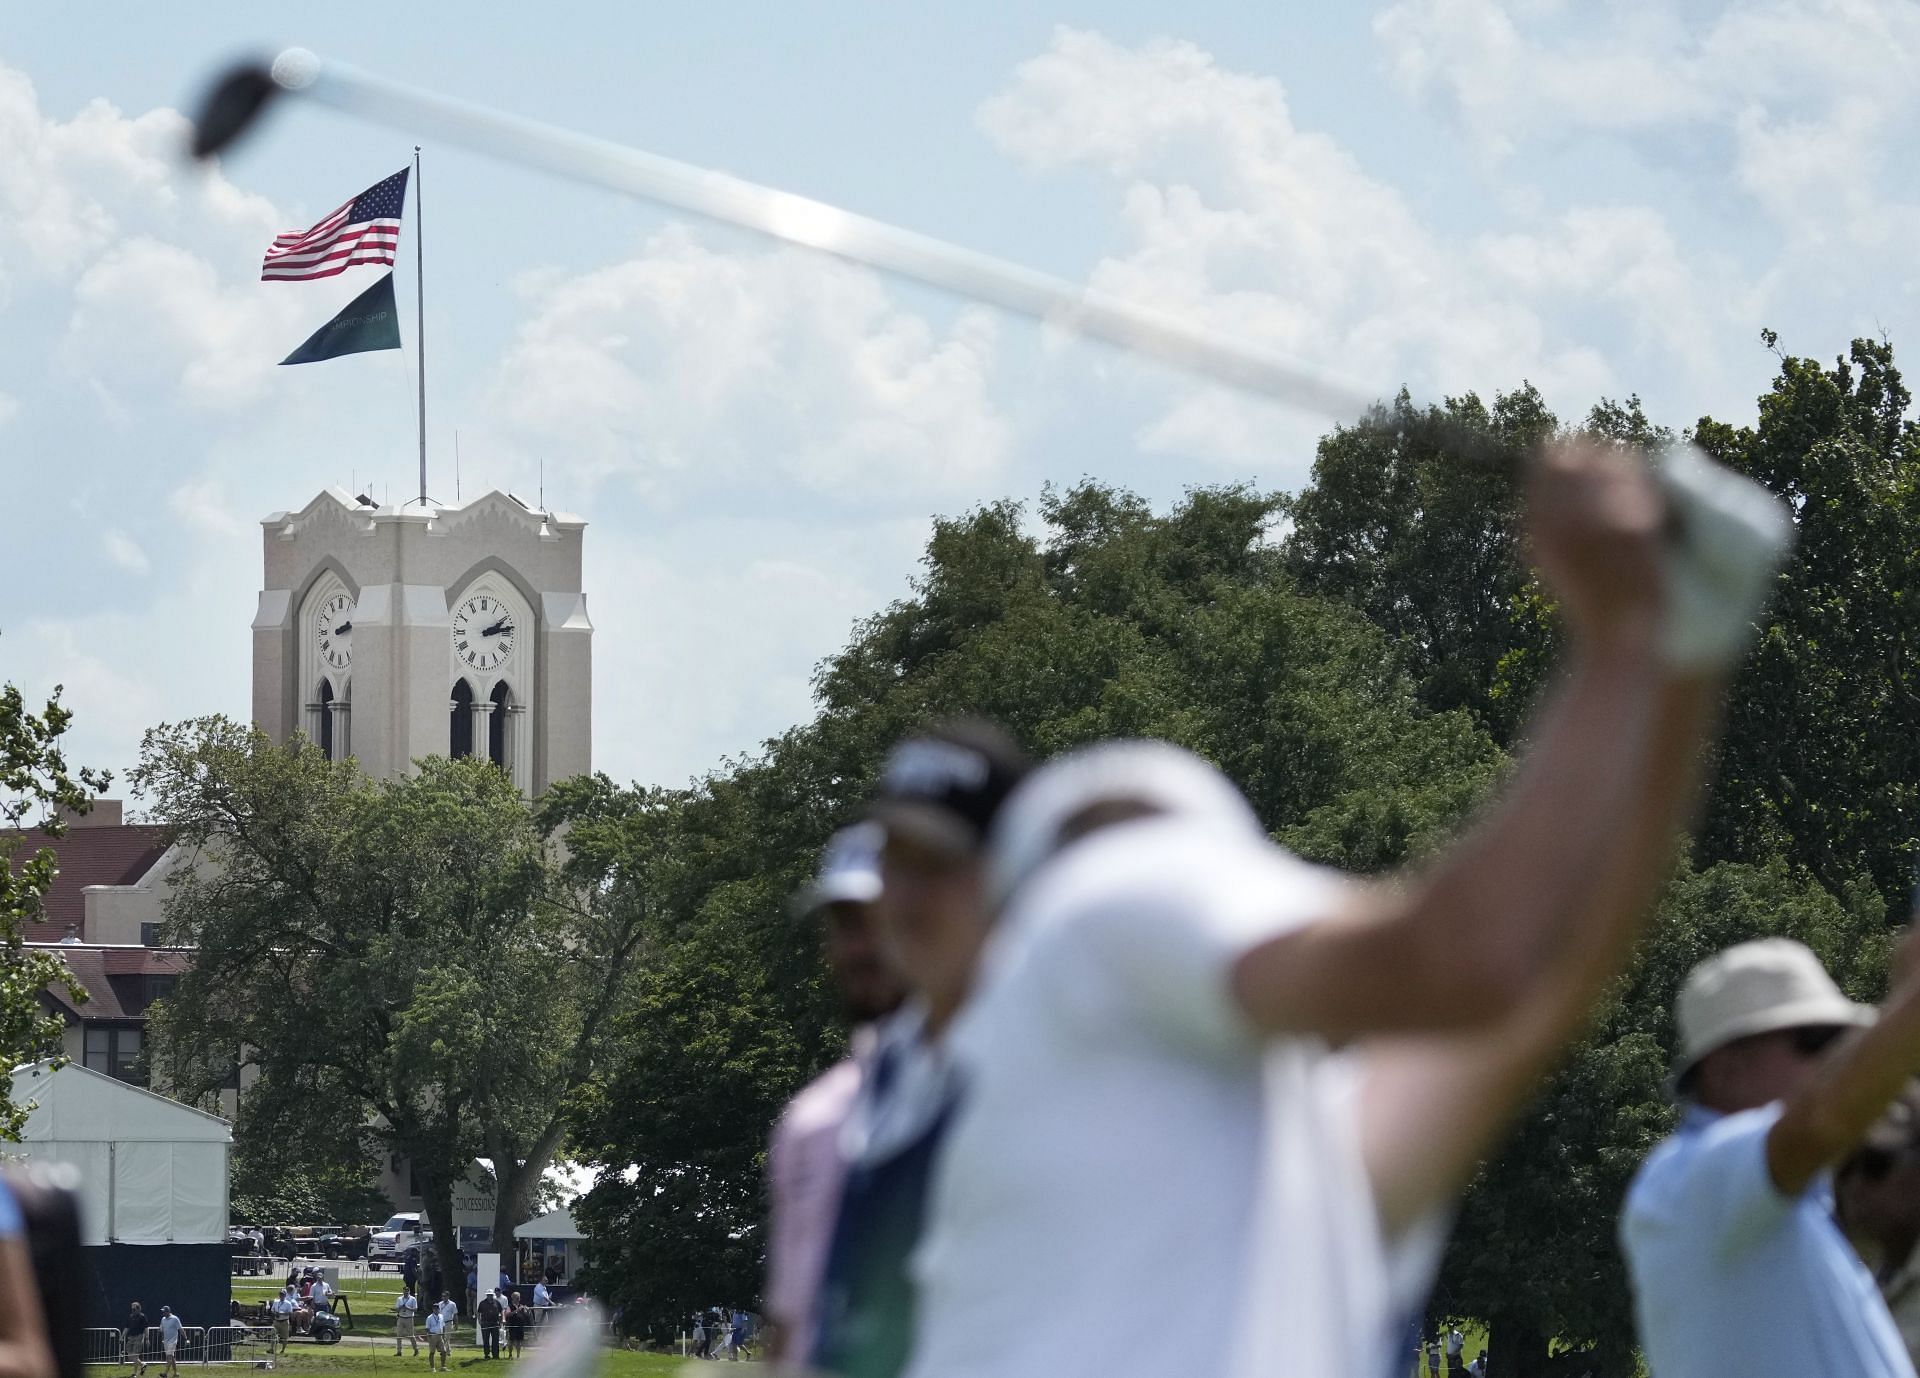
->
[[250, 490, 591, 794]]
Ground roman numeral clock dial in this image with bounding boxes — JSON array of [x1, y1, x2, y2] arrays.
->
[[316, 592, 354, 670], [452, 595, 517, 672]]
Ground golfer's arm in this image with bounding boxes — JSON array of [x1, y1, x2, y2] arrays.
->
[[0, 1238, 54, 1378], [1769, 981, 1920, 1197], [1231, 627, 1668, 1042]]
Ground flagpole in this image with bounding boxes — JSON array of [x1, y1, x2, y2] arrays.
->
[[414, 145, 427, 505]]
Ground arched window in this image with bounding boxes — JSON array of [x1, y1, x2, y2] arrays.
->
[[488, 681, 510, 768], [450, 680, 475, 759], [318, 681, 335, 759]]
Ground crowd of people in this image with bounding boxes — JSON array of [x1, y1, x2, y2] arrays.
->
[[752, 440, 1920, 1378], [688, 1308, 757, 1361]]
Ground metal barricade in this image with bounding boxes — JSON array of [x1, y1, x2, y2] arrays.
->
[[84, 1324, 256, 1367]]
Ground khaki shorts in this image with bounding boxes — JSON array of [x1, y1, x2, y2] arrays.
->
[[428, 1333, 449, 1355], [124, 1337, 146, 1363], [396, 1317, 417, 1337]]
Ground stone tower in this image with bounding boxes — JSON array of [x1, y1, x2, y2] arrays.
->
[[250, 489, 591, 794]]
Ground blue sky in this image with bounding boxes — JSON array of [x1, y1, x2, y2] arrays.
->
[[4, 1, 1918, 794]]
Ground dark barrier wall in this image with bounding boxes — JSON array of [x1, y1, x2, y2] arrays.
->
[[80, 1244, 229, 1330]]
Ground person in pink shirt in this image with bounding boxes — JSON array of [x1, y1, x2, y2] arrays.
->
[[765, 823, 905, 1369]]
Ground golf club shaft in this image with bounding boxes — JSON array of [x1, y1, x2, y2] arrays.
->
[[276, 51, 1381, 419]]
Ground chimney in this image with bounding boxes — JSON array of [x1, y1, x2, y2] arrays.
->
[[56, 800, 123, 828]]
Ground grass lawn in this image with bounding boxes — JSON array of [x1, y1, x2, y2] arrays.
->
[[168, 1347, 698, 1377]]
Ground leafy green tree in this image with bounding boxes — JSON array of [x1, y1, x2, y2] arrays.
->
[[136, 719, 648, 1308], [1693, 335, 1920, 911], [0, 634, 108, 1137]]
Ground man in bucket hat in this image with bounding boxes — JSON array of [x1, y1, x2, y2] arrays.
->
[[1624, 934, 1920, 1377]]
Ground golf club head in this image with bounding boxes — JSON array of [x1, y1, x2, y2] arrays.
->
[[189, 61, 280, 159]]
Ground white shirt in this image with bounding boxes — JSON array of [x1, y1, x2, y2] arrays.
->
[[1624, 1103, 1915, 1378], [271, 1296, 295, 1316], [908, 818, 1409, 1378], [425, 1310, 445, 1336], [397, 1295, 418, 1316], [531, 1284, 550, 1309], [437, 1300, 459, 1326]]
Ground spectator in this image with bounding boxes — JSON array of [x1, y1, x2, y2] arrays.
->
[[728, 1310, 754, 1362], [765, 822, 905, 1370], [1446, 1327, 1464, 1372], [268, 1289, 295, 1357], [1425, 1339, 1442, 1377], [394, 1284, 420, 1357], [402, 1245, 420, 1293], [1468, 1354, 1489, 1378], [1839, 1082, 1920, 1371], [692, 1312, 709, 1360], [1623, 936, 1920, 1375], [465, 1266, 477, 1318], [157, 1307, 181, 1378], [498, 1270, 511, 1293], [505, 1294, 528, 1360], [123, 1303, 150, 1377], [476, 1288, 503, 1361], [531, 1279, 550, 1314], [424, 1299, 449, 1373]]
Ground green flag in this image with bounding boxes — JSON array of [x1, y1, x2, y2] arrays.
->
[[280, 272, 402, 365]]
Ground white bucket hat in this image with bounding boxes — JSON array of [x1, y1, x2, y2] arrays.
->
[[1672, 937, 1875, 1090]]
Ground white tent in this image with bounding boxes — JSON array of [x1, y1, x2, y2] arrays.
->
[[513, 1207, 584, 1241], [9, 1061, 230, 1246]]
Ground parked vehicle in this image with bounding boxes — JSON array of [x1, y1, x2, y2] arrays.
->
[[316, 1226, 370, 1259], [367, 1213, 431, 1270]]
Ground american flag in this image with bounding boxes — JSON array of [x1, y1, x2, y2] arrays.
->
[[262, 168, 409, 282]]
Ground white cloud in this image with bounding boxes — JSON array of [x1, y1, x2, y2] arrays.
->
[[484, 227, 1010, 506], [101, 529, 149, 576], [1373, 0, 1920, 247], [975, 28, 1737, 457]]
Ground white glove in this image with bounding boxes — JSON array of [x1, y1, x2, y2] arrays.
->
[[1654, 442, 1794, 670]]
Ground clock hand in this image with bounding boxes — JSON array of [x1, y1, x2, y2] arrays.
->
[[333, 621, 352, 636], [480, 619, 512, 638]]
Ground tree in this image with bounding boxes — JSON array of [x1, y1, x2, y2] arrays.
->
[[136, 719, 649, 1309], [1, 634, 107, 1137], [1693, 335, 1920, 911], [568, 481, 1506, 1333]]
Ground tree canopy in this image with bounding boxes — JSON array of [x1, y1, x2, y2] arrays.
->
[[135, 721, 649, 1308]]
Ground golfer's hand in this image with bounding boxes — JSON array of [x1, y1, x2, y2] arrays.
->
[[1524, 437, 1666, 653]]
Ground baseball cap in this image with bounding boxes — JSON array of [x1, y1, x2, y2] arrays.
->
[[868, 721, 1030, 859], [1671, 937, 1875, 1091], [793, 822, 885, 917]]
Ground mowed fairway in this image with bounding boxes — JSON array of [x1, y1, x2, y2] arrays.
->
[[185, 1348, 696, 1377]]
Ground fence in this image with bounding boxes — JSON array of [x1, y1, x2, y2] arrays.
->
[[84, 1326, 258, 1366]]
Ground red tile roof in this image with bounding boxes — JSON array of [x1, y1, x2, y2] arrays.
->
[[5, 824, 171, 943]]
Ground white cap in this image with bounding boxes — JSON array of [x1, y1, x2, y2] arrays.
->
[[986, 740, 1264, 910], [794, 822, 884, 916], [1672, 937, 1874, 1088]]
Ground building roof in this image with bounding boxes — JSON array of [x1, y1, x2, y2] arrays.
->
[[35, 946, 186, 1021], [6, 822, 171, 943]]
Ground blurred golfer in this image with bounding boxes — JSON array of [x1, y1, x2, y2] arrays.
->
[[765, 824, 907, 1370], [904, 439, 1789, 1378]]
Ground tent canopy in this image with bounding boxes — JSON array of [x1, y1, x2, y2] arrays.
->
[[513, 1207, 584, 1241], [9, 1061, 229, 1246]]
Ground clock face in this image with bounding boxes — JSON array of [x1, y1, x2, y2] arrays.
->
[[316, 592, 355, 670], [452, 594, 517, 672]]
